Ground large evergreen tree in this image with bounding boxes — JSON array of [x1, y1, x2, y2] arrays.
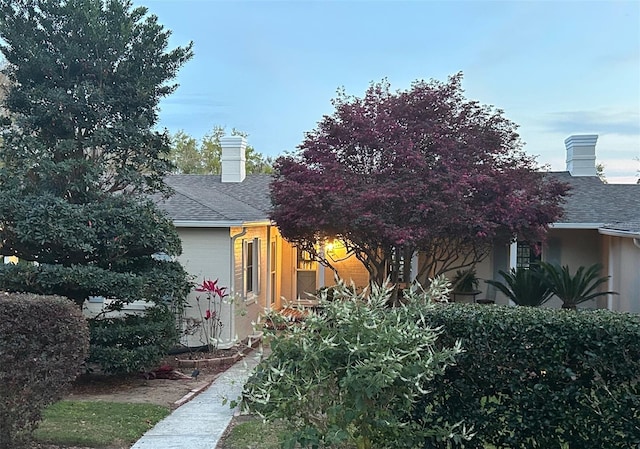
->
[[0, 0, 193, 309]]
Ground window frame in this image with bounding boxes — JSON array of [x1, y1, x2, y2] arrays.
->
[[516, 241, 541, 269], [243, 237, 260, 301]]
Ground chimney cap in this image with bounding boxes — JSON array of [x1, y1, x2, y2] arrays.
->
[[565, 134, 598, 177], [221, 135, 247, 183], [220, 135, 247, 146], [564, 134, 598, 147]]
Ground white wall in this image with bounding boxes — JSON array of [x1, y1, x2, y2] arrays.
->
[[544, 229, 603, 309], [606, 235, 640, 313], [177, 227, 232, 348]]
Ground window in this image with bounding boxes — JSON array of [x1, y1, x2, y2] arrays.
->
[[387, 247, 406, 283], [243, 238, 260, 296], [296, 248, 316, 299], [270, 240, 277, 305], [246, 240, 254, 293], [516, 242, 541, 269]]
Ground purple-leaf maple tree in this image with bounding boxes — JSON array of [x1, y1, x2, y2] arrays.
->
[[270, 73, 569, 286]]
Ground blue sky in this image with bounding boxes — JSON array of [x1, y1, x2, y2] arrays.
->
[[143, 0, 640, 183]]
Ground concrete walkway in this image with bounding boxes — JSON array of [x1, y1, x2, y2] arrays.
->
[[131, 348, 264, 449]]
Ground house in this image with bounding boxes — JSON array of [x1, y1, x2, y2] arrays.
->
[[159, 134, 640, 348], [158, 136, 367, 348], [470, 135, 640, 311]]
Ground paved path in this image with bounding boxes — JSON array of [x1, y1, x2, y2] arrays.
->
[[131, 348, 264, 449]]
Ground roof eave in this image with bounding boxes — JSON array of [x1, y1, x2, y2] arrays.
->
[[550, 222, 603, 229], [598, 228, 640, 239], [173, 219, 272, 228]]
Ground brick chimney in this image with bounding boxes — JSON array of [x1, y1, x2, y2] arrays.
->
[[220, 136, 247, 183], [565, 134, 598, 177]]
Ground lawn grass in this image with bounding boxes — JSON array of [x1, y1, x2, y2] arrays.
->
[[32, 400, 170, 447], [223, 418, 290, 449], [222, 417, 570, 449]]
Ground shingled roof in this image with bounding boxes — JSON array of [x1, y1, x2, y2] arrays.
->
[[600, 222, 640, 237], [549, 172, 640, 226], [156, 171, 639, 231], [156, 174, 273, 226]]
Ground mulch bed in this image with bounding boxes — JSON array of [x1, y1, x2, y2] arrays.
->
[[173, 336, 262, 369]]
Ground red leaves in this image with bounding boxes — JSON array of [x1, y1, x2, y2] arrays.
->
[[195, 278, 228, 299], [270, 74, 570, 282]]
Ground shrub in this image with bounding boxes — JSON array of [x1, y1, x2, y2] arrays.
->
[[242, 280, 468, 449], [485, 264, 553, 306], [88, 306, 178, 374], [451, 268, 480, 293], [539, 262, 617, 309], [418, 304, 640, 448], [0, 292, 89, 449]]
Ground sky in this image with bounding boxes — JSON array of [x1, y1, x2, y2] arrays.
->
[[141, 0, 640, 183]]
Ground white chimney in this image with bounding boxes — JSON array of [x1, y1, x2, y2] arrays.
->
[[565, 134, 598, 177], [220, 136, 247, 183]]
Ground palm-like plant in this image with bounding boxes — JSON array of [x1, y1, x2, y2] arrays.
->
[[451, 268, 480, 293], [539, 262, 617, 310], [486, 265, 553, 307]]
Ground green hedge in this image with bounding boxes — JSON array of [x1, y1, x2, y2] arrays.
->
[[88, 306, 179, 374], [0, 293, 89, 449], [418, 304, 640, 448]]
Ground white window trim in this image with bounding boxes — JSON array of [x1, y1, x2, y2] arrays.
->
[[243, 237, 260, 304]]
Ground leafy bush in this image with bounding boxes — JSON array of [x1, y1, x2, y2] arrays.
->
[[485, 264, 553, 306], [451, 268, 480, 293], [88, 306, 178, 374], [539, 262, 616, 309], [243, 280, 468, 449], [418, 304, 640, 448], [0, 292, 89, 449]]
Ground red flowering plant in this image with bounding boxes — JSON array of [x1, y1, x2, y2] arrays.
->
[[194, 278, 228, 352]]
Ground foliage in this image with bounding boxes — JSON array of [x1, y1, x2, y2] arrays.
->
[[34, 400, 169, 447], [242, 280, 467, 449], [270, 73, 569, 287], [451, 268, 480, 293], [539, 262, 616, 309], [486, 264, 553, 306], [418, 304, 640, 448], [0, 1, 192, 314], [222, 418, 289, 449], [169, 126, 274, 174], [410, 274, 453, 303], [88, 306, 180, 374], [194, 278, 229, 351], [0, 293, 89, 449], [596, 162, 607, 183], [0, 0, 193, 196], [0, 63, 8, 119]]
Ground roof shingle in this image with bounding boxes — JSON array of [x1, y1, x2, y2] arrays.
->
[[156, 174, 272, 224], [549, 172, 640, 225], [157, 172, 639, 230]]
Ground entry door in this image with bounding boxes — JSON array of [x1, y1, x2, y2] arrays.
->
[[296, 249, 317, 299]]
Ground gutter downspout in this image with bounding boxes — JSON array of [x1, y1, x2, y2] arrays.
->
[[508, 241, 518, 306], [634, 238, 640, 249], [266, 226, 272, 311], [318, 241, 325, 290], [230, 227, 247, 345], [607, 236, 614, 311]]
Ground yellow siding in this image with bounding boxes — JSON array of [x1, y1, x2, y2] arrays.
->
[[230, 226, 271, 342]]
